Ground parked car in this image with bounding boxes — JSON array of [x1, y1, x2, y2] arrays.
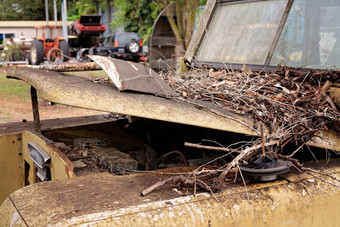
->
[[97, 32, 143, 62]]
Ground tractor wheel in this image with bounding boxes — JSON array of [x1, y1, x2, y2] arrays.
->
[[30, 39, 44, 65], [47, 47, 63, 62], [59, 40, 69, 62]]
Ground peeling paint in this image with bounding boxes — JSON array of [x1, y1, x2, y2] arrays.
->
[[233, 204, 240, 214], [185, 204, 196, 227], [55, 193, 208, 225], [190, 203, 204, 223], [10, 212, 20, 227], [271, 205, 276, 211], [282, 219, 294, 225], [137, 212, 149, 218]]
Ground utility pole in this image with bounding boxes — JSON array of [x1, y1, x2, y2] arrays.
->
[[53, 0, 57, 26], [62, 0, 68, 42], [45, 0, 49, 26]]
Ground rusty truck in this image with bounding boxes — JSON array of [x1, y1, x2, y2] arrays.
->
[[1, 0, 340, 226]]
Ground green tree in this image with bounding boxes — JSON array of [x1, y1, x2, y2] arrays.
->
[[0, 0, 46, 20], [111, 0, 162, 44], [67, 0, 106, 20]]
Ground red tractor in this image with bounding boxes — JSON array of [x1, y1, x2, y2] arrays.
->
[[30, 26, 69, 65]]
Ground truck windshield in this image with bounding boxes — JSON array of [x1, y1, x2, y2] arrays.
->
[[270, 0, 340, 69], [195, 0, 340, 69]]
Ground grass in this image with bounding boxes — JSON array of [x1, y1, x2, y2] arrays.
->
[[0, 68, 108, 101], [0, 71, 31, 100]]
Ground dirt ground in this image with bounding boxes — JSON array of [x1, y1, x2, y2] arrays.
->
[[0, 94, 106, 123], [0, 67, 106, 123]]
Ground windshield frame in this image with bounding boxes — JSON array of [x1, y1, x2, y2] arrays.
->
[[186, 0, 340, 70]]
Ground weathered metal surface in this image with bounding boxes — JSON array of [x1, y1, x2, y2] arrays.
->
[[185, 0, 218, 62], [89, 55, 178, 96], [21, 130, 75, 186], [30, 86, 41, 134], [7, 67, 340, 152], [7, 67, 256, 137], [0, 134, 24, 204], [91, 147, 138, 174], [1, 160, 339, 226], [0, 198, 27, 227], [0, 115, 118, 136]]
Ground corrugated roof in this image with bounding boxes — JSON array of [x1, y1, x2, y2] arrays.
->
[[0, 21, 73, 28]]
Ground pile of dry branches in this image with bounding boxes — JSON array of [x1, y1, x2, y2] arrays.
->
[[169, 67, 340, 143], [141, 66, 340, 195]]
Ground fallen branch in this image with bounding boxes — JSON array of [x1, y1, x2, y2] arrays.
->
[[141, 175, 185, 196], [305, 172, 340, 188], [184, 142, 240, 153], [302, 167, 340, 182], [18, 62, 101, 71], [218, 140, 280, 181]]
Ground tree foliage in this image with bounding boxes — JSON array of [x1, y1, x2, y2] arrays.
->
[[111, 0, 162, 44], [67, 0, 108, 21], [0, 0, 47, 20]]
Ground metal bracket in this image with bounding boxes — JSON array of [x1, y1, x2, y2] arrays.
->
[[27, 142, 51, 181]]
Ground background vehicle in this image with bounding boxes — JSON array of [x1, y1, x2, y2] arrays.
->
[[68, 14, 106, 60], [97, 32, 143, 62], [30, 26, 69, 65]]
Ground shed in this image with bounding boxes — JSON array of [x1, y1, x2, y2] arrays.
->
[[149, 9, 177, 71]]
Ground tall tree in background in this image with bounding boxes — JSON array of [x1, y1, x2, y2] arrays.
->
[[0, 0, 46, 20], [67, 0, 106, 20], [111, 0, 162, 44], [158, 0, 205, 54]]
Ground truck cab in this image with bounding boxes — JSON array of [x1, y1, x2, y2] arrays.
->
[[1, 0, 340, 226]]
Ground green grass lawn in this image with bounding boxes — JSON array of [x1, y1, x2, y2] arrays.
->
[[0, 69, 108, 101], [0, 71, 31, 100]]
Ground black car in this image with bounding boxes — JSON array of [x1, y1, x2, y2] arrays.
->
[[97, 32, 143, 62]]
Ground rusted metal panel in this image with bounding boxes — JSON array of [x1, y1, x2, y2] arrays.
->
[[0, 198, 27, 227], [2, 160, 340, 226], [21, 130, 75, 185], [7, 67, 340, 152], [0, 134, 24, 204], [30, 86, 41, 134], [0, 115, 117, 136], [89, 55, 178, 96], [7, 67, 256, 136]]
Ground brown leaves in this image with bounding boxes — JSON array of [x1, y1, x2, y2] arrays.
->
[[166, 67, 340, 145]]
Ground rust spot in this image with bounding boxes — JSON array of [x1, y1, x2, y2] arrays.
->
[[47, 143, 75, 178], [89, 55, 178, 97]]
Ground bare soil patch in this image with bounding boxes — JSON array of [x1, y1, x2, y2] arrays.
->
[[0, 95, 106, 123]]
